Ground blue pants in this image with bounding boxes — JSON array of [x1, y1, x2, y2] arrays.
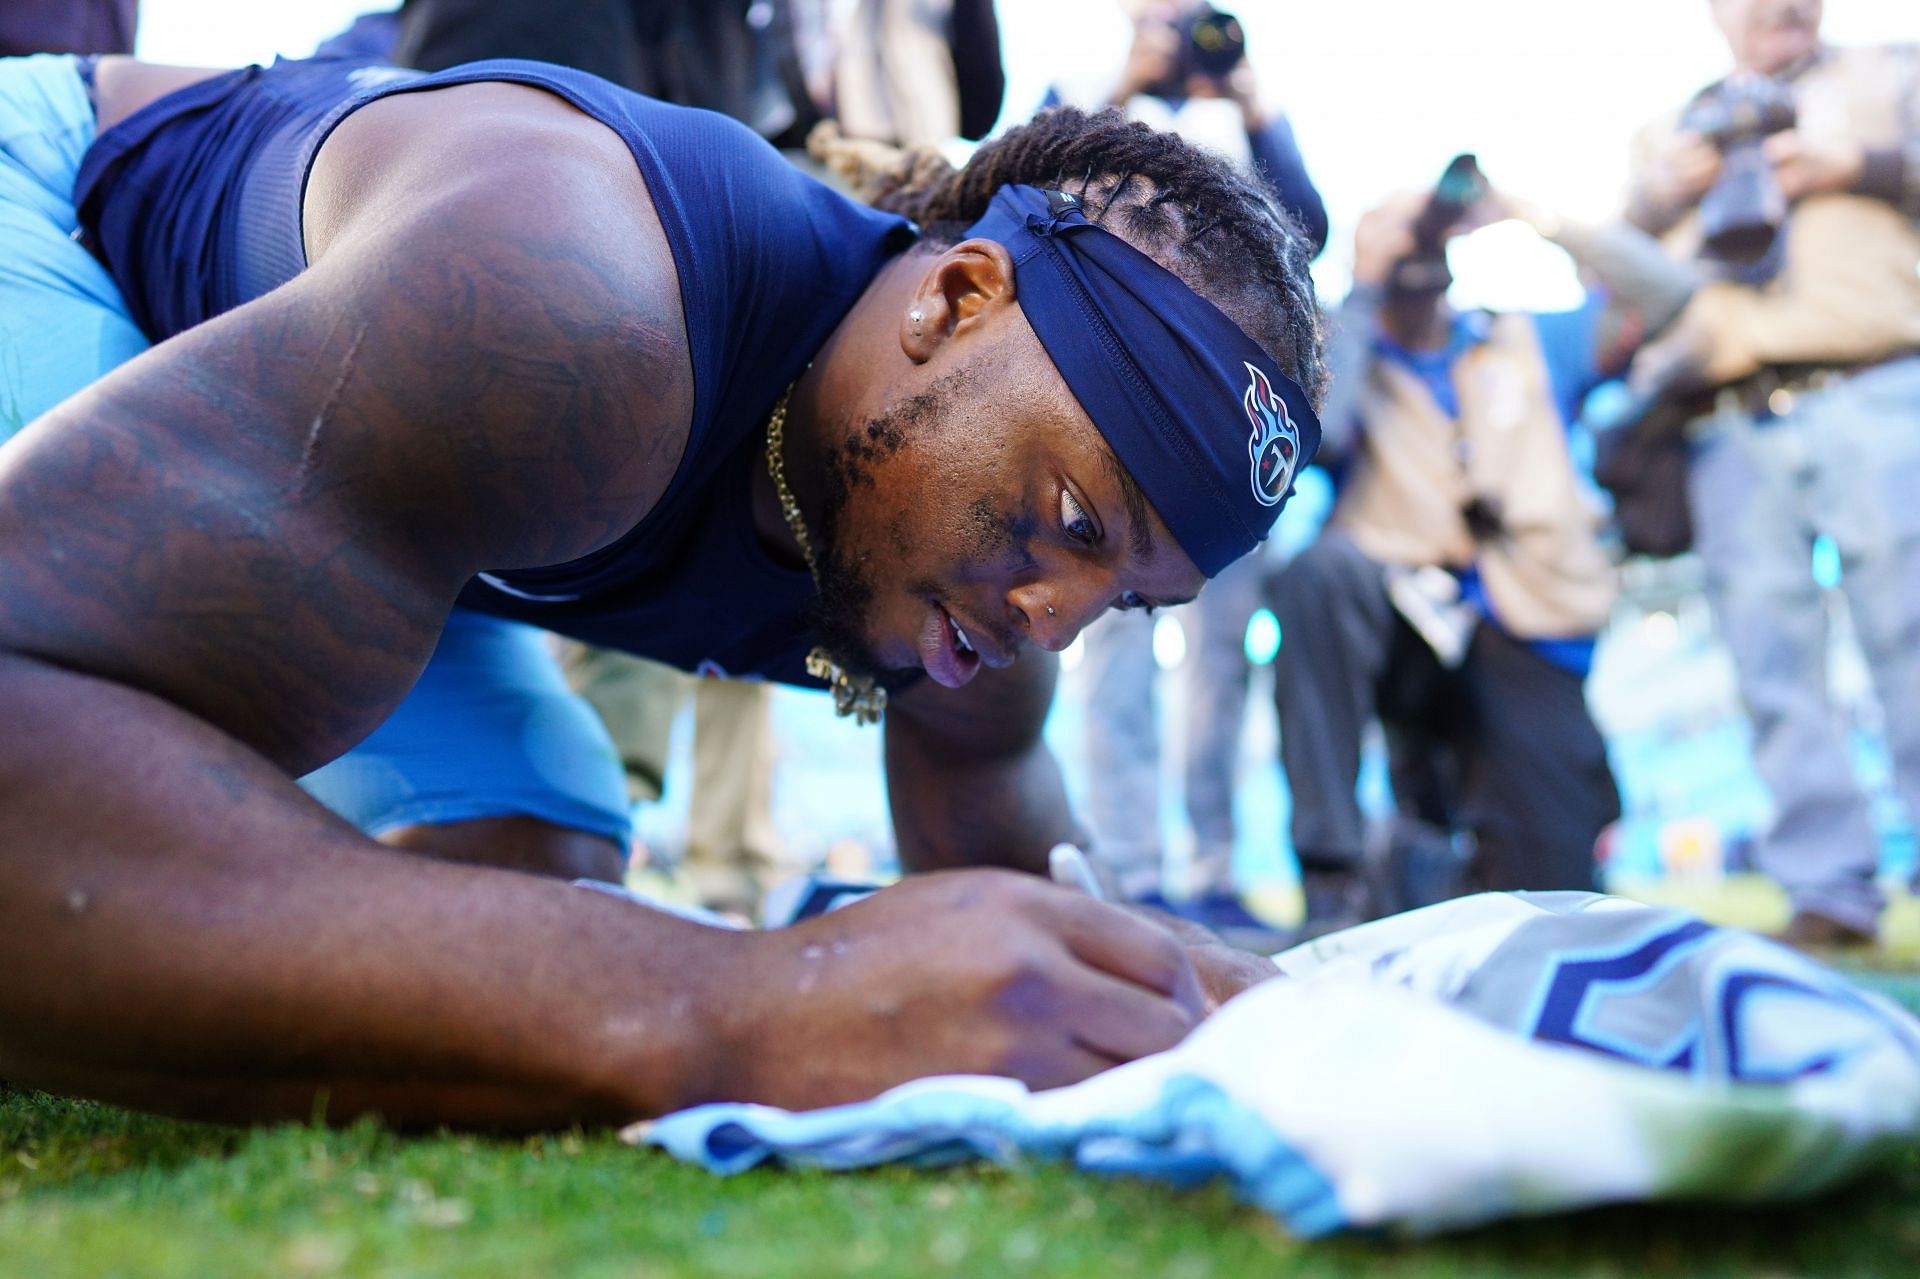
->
[[0, 54, 632, 848]]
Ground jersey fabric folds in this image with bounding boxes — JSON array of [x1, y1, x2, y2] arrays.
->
[[636, 892, 1920, 1237]]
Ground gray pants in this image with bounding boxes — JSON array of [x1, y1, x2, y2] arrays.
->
[[1270, 530, 1618, 893], [1079, 551, 1265, 898], [1687, 356, 1920, 933]]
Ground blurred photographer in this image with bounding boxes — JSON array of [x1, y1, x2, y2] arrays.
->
[[1268, 175, 1692, 935], [1623, 0, 1920, 947], [1101, 2, 1327, 250], [1068, 0, 1326, 941]]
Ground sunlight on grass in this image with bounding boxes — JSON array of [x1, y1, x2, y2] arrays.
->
[[1611, 874, 1920, 962]]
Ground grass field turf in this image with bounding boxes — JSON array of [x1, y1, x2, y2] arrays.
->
[[3, 1084, 1919, 1279], [6, 882, 1918, 1278], [5, 966, 1918, 1279]]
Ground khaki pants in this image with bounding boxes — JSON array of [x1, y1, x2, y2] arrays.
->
[[557, 642, 786, 913]]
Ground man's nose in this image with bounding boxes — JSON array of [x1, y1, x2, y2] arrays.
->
[[1008, 577, 1111, 652]]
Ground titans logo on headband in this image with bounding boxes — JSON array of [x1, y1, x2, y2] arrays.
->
[[1244, 362, 1301, 508]]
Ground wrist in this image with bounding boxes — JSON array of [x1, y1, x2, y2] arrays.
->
[[1504, 195, 1562, 241], [1625, 184, 1684, 233], [1350, 262, 1392, 291], [597, 922, 760, 1116], [1857, 145, 1905, 202], [1109, 74, 1146, 108]]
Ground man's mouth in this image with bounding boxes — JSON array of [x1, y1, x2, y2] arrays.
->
[[919, 603, 985, 688]]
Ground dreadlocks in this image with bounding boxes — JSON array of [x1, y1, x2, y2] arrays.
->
[[811, 108, 1326, 409]]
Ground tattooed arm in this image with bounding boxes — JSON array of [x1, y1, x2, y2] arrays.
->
[[0, 83, 719, 1125], [0, 83, 1201, 1125], [3, 85, 695, 771]]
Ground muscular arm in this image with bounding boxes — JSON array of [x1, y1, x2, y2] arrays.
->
[[884, 654, 1278, 1007], [883, 652, 1081, 875], [0, 87, 707, 1125], [0, 85, 1201, 1125]]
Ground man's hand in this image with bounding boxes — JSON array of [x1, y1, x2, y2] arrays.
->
[[1185, 943, 1283, 1012], [1119, 899, 1281, 1013], [707, 870, 1205, 1107], [1111, 10, 1180, 106], [1182, 50, 1267, 132], [1635, 130, 1723, 219], [1627, 282, 1758, 395], [1351, 193, 1426, 288], [1629, 280, 1776, 391], [1765, 129, 1865, 200]]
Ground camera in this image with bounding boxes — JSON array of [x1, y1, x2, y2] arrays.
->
[[1142, 4, 1246, 97], [1678, 73, 1797, 268], [1387, 153, 1488, 295], [1175, 5, 1247, 82]]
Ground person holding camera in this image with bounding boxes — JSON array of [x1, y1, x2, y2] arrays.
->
[[1099, 1, 1325, 250], [1623, 0, 1920, 948], [1267, 180, 1693, 935], [1065, 1, 1325, 941]]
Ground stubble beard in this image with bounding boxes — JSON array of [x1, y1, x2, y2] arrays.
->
[[802, 370, 972, 683], [806, 435, 891, 682]]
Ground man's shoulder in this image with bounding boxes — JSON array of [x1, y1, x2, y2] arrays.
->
[[307, 79, 648, 248], [1786, 42, 1918, 126], [307, 79, 687, 358], [1808, 40, 1919, 94], [301, 80, 699, 552], [1821, 40, 1920, 68]]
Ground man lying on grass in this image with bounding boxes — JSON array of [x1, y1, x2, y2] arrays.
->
[[0, 51, 1320, 1129]]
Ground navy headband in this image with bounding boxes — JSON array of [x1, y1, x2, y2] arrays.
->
[[962, 184, 1319, 577]]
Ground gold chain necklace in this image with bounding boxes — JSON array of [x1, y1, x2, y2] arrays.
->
[[765, 384, 887, 726]]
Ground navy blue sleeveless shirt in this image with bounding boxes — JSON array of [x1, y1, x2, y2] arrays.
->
[[75, 57, 914, 688]]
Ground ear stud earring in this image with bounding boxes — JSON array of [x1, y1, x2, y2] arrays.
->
[[908, 308, 924, 334]]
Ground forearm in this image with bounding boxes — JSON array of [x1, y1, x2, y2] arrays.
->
[[1247, 116, 1328, 256], [1542, 216, 1698, 339], [1622, 183, 1691, 238], [884, 727, 1081, 875], [881, 651, 1082, 875], [1314, 285, 1383, 464], [0, 653, 736, 1130]]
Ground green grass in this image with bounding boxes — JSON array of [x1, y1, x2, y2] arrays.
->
[[2, 1085, 1918, 1279], [7, 974, 1920, 1279], [6, 897, 1917, 1277], [1607, 876, 1920, 963]]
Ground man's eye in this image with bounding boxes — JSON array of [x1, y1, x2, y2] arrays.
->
[[1117, 591, 1156, 616], [1060, 489, 1096, 543]]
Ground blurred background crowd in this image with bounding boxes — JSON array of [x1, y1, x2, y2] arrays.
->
[[9, 0, 1917, 949]]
